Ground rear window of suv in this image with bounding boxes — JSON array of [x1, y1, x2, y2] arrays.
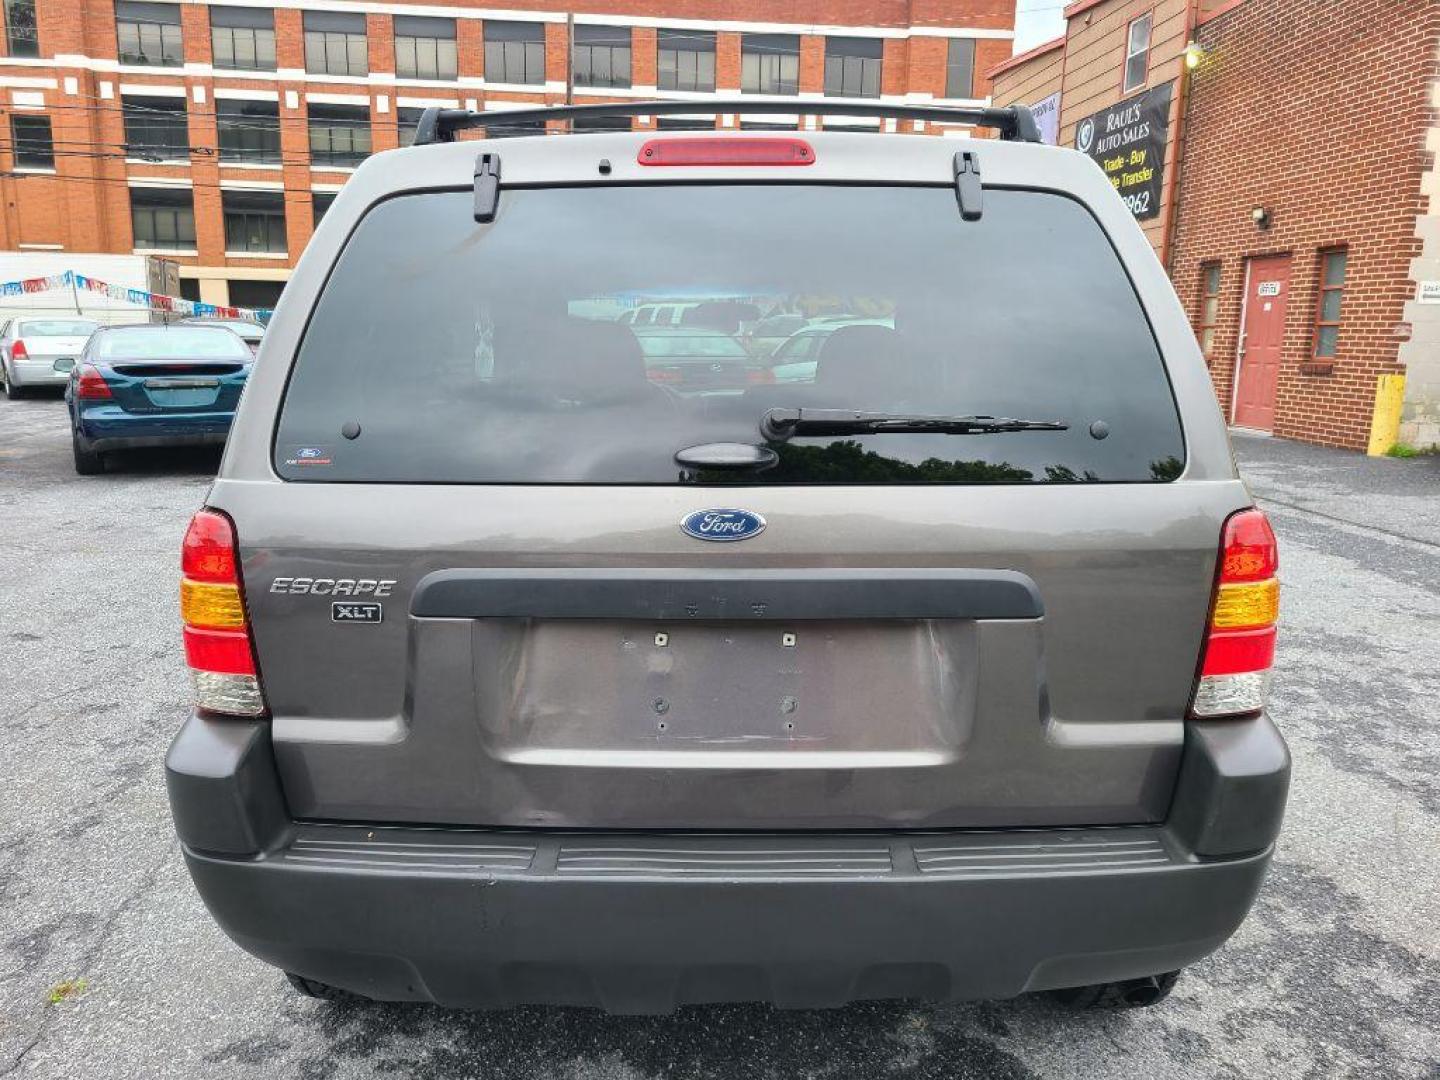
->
[[275, 185, 1184, 484]]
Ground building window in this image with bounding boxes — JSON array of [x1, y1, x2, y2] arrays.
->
[[573, 24, 631, 89], [308, 103, 370, 168], [571, 114, 631, 132], [1314, 249, 1347, 359], [217, 99, 280, 164], [1198, 263, 1221, 358], [223, 189, 286, 253], [741, 34, 798, 95], [10, 114, 53, 168], [130, 186, 195, 250], [304, 11, 367, 77], [483, 115, 546, 139], [122, 95, 188, 161], [657, 28, 714, 92], [945, 38, 976, 99], [4, 0, 38, 58], [312, 191, 336, 226], [1124, 13, 1152, 93], [116, 1, 183, 67], [655, 115, 714, 131], [484, 21, 544, 85], [211, 6, 275, 72], [396, 106, 423, 147], [395, 15, 456, 81], [824, 37, 882, 98]]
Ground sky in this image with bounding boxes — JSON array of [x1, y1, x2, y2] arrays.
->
[[1012, 0, 1067, 52]]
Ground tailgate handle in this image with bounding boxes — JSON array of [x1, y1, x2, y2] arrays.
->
[[412, 568, 1042, 621]]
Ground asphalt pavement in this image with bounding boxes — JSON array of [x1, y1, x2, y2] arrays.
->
[[1, 394, 1437, 1079]]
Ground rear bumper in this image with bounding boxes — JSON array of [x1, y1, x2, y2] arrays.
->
[[7, 359, 69, 386], [167, 713, 1288, 1012], [75, 407, 233, 451]]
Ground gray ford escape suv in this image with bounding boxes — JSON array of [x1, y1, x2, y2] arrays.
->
[[166, 101, 1289, 1014]]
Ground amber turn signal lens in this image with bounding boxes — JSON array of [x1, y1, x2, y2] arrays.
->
[[1211, 578, 1280, 630], [180, 578, 247, 630]]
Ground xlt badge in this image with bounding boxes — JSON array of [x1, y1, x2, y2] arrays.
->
[[332, 601, 382, 624]]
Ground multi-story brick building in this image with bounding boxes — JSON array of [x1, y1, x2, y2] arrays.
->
[[990, 0, 1440, 453], [0, 0, 1016, 309]]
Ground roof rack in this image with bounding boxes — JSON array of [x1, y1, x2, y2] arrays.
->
[[412, 99, 1042, 147]]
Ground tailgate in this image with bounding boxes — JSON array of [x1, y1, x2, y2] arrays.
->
[[220, 174, 1236, 831], [221, 480, 1245, 830]]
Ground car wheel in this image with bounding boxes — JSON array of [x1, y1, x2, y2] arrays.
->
[[4, 371, 21, 400], [71, 429, 106, 475], [1051, 970, 1181, 1010], [285, 972, 361, 1001]]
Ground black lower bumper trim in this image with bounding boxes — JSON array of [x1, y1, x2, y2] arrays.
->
[[167, 712, 1288, 1012], [184, 822, 1270, 1012]]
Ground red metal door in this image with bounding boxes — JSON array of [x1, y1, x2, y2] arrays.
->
[[1233, 256, 1291, 431]]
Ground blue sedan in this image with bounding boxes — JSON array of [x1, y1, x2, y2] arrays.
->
[[67, 323, 253, 474]]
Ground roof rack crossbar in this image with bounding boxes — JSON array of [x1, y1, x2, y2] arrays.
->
[[412, 99, 1042, 147]]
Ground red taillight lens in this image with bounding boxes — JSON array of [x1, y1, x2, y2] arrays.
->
[[1192, 508, 1280, 718], [180, 508, 265, 716], [183, 626, 256, 676], [75, 364, 112, 399], [745, 367, 776, 385], [1221, 510, 1279, 582], [182, 509, 239, 582], [11, 338, 28, 360], [1200, 626, 1277, 677], [637, 138, 815, 167]]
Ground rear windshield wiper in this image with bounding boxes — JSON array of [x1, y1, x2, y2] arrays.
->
[[761, 407, 1069, 442]]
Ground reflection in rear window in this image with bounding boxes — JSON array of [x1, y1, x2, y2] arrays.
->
[[21, 319, 98, 336], [276, 186, 1184, 484], [95, 326, 251, 360]]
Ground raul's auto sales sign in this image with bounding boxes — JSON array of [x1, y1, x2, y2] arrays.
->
[[1074, 82, 1173, 220]]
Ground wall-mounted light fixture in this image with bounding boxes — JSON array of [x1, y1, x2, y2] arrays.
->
[[1252, 207, 1272, 230], [1184, 41, 1206, 70]]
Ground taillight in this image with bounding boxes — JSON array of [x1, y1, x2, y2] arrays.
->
[[1192, 508, 1279, 718], [11, 338, 28, 360], [637, 137, 815, 167], [745, 367, 776, 385], [180, 509, 266, 717], [75, 364, 113, 400]]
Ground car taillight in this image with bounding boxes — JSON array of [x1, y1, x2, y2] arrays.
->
[[75, 364, 112, 399], [745, 367, 776, 385], [1191, 508, 1279, 718], [180, 509, 266, 717], [11, 338, 28, 360]]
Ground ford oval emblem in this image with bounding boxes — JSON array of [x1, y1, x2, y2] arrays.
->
[[680, 508, 767, 543]]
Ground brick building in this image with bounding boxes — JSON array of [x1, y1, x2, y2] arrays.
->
[[0, 0, 1016, 309], [991, 0, 1440, 452]]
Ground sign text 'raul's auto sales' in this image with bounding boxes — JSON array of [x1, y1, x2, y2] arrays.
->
[[1074, 82, 1173, 221]]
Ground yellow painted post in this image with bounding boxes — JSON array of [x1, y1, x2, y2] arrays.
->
[[1367, 374, 1407, 456]]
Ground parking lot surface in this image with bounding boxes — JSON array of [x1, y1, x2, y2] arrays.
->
[[1, 394, 1437, 1079]]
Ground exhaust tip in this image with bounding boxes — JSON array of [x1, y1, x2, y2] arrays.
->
[[1121, 976, 1165, 1007]]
